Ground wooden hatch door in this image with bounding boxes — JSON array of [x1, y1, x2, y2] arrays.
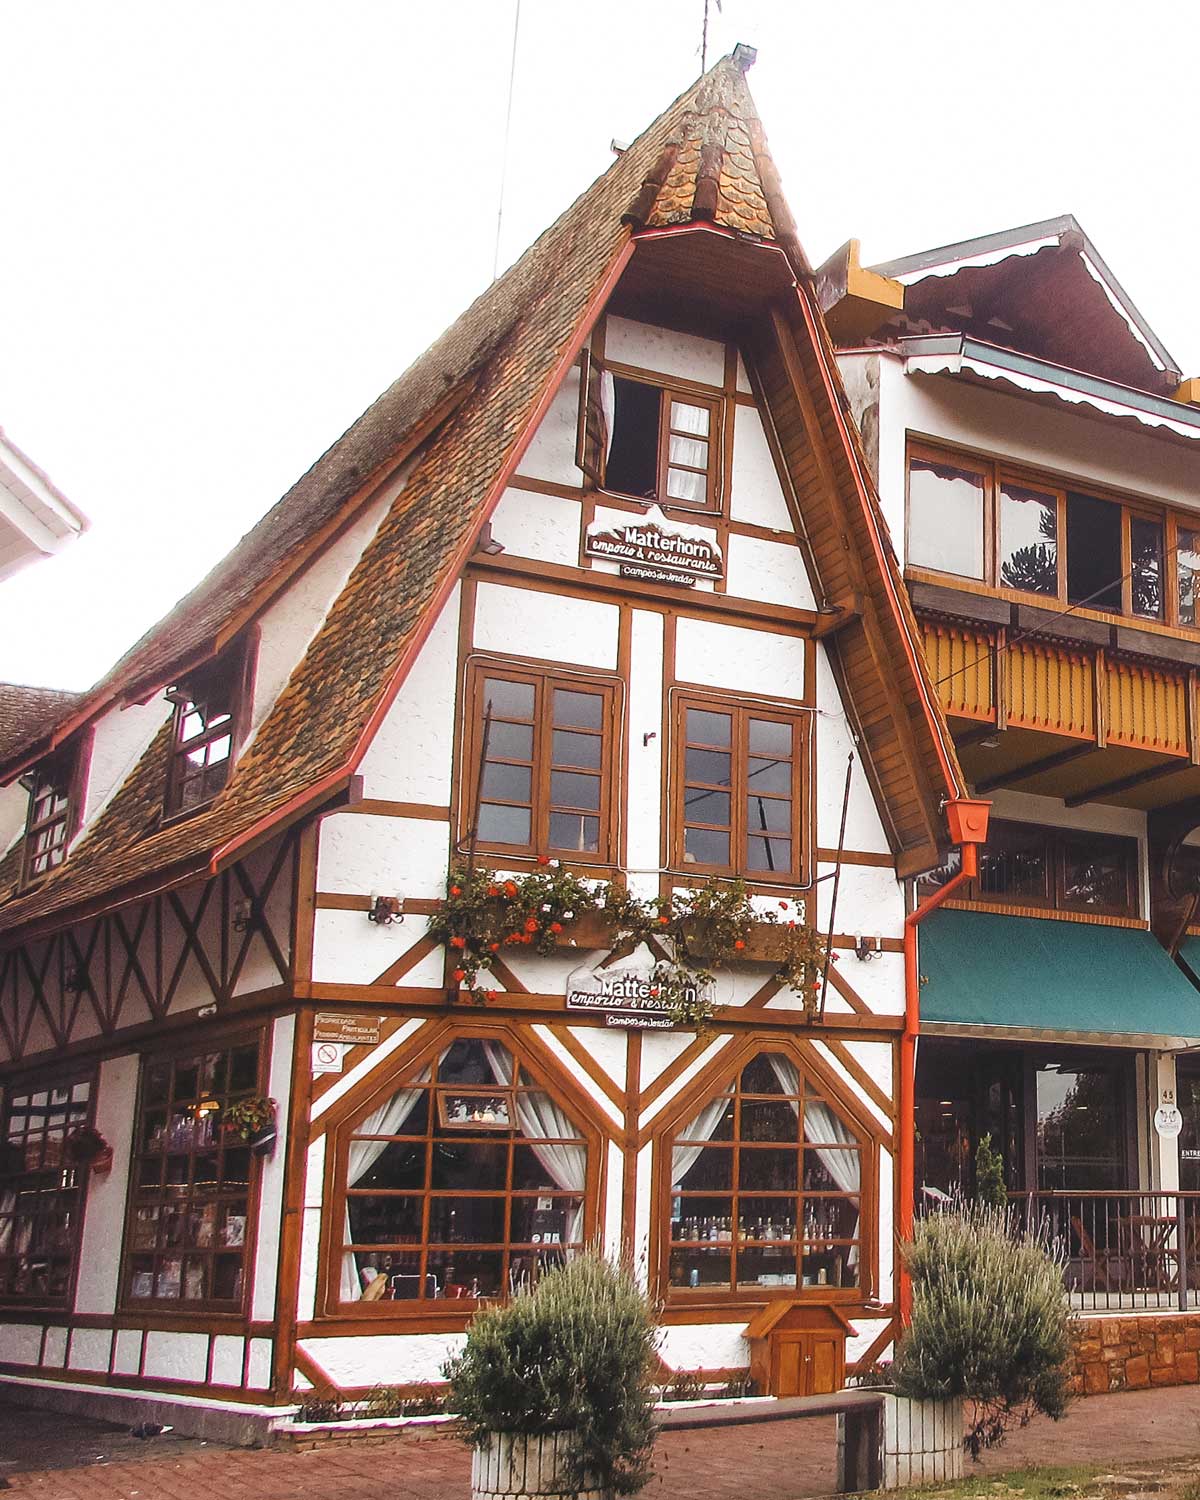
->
[[744, 1301, 854, 1397]]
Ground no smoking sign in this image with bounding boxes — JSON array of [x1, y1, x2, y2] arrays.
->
[[312, 1041, 346, 1074]]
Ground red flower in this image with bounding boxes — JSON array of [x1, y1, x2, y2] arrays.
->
[[549, 921, 563, 934], [452, 968, 466, 982], [489, 941, 501, 952], [505, 932, 521, 944], [734, 939, 745, 950], [524, 917, 539, 933], [650, 987, 660, 997], [487, 885, 499, 897], [788, 920, 797, 928], [485, 990, 500, 1002], [504, 881, 518, 897], [449, 885, 462, 897], [810, 980, 820, 991], [658, 915, 669, 925], [449, 935, 466, 949], [829, 952, 838, 964], [520, 933, 533, 944], [779, 900, 789, 910], [537, 855, 550, 866]]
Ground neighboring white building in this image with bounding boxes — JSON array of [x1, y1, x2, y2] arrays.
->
[[0, 429, 87, 583]]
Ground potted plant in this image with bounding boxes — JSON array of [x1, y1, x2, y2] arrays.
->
[[445, 1251, 659, 1499], [64, 1125, 113, 1174], [889, 1200, 1072, 1477], [222, 1097, 278, 1157]]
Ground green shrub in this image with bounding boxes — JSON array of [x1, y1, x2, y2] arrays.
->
[[974, 1133, 1008, 1208], [894, 1202, 1073, 1456], [444, 1252, 659, 1495]]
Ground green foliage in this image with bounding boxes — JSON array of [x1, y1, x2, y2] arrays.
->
[[894, 1203, 1072, 1456], [429, 863, 605, 1003], [974, 1133, 1008, 1208], [431, 867, 828, 1029], [444, 1251, 659, 1495], [221, 1096, 276, 1141]]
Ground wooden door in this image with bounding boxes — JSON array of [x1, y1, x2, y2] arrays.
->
[[769, 1331, 842, 1397], [808, 1334, 840, 1395], [773, 1333, 806, 1397]]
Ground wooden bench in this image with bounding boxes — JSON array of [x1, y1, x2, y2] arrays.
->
[[656, 1387, 886, 1491]]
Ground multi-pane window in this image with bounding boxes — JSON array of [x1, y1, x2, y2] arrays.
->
[[580, 358, 721, 512], [467, 665, 616, 862], [676, 697, 805, 879], [165, 657, 241, 815], [21, 749, 77, 884], [665, 1052, 865, 1300], [0, 1076, 94, 1305], [907, 443, 1191, 625], [931, 819, 1138, 919], [123, 1041, 261, 1310], [335, 1036, 591, 1309]]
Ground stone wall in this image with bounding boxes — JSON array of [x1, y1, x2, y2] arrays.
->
[[1070, 1314, 1200, 1395]]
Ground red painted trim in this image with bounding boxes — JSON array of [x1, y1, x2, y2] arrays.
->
[[899, 830, 983, 1324], [212, 233, 638, 874]]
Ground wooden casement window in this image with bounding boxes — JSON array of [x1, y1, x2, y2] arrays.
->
[[0, 1072, 95, 1307], [464, 663, 618, 863], [906, 441, 1186, 624], [577, 350, 721, 511], [164, 648, 249, 817], [925, 819, 1139, 919], [331, 1034, 596, 1310], [121, 1038, 262, 1311], [661, 1050, 870, 1304], [20, 745, 79, 885], [673, 694, 808, 880]]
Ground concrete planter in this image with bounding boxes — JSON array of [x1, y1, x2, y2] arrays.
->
[[880, 1393, 963, 1487], [471, 1430, 609, 1500]]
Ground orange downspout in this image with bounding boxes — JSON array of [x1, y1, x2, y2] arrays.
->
[[899, 802, 989, 1324]]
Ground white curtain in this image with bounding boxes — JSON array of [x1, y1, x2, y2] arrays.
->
[[671, 1095, 733, 1186], [484, 1042, 587, 1244], [600, 369, 616, 462], [341, 1072, 429, 1301], [768, 1054, 861, 1267], [0, 1189, 14, 1256]]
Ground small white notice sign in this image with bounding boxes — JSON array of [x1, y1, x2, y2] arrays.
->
[[1154, 1104, 1183, 1139], [312, 1041, 346, 1075]]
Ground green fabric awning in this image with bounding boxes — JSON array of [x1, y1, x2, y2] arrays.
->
[[919, 908, 1200, 1047]]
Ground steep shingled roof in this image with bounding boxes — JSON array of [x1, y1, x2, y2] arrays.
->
[[0, 683, 82, 765], [0, 52, 816, 935]]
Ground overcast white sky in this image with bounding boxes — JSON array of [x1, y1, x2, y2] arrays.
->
[[2, 0, 1197, 690]]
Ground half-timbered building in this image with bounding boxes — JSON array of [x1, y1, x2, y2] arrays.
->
[[0, 52, 980, 1433]]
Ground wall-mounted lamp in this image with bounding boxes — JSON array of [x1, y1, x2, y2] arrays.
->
[[63, 965, 88, 995], [232, 898, 256, 933], [368, 895, 404, 927], [854, 933, 882, 963], [476, 522, 505, 556]]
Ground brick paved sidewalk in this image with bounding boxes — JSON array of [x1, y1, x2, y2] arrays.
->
[[7, 1386, 1200, 1500]]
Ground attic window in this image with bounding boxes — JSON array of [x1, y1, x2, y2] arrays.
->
[[577, 355, 720, 512], [21, 746, 78, 885], [164, 650, 246, 816]]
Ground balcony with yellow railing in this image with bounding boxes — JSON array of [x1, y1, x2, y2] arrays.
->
[[919, 618, 1200, 808]]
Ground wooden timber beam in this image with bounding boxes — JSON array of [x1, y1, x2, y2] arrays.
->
[[1064, 756, 1193, 808], [810, 593, 864, 640], [975, 743, 1096, 795]]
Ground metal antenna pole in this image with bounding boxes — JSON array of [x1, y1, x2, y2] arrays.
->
[[492, 0, 522, 282]]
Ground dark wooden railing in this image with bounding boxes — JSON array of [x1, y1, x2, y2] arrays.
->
[[1007, 1191, 1200, 1312]]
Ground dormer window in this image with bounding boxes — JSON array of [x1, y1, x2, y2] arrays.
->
[[578, 354, 721, 512], [21, 747, 78, 884], [165, 652, 245, 816]]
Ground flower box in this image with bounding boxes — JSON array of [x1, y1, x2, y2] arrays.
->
[[677, 919, 796, 965], [555, 912, 615, 949], [880, 1393, 963, 1487], [471, 1430, 609, 1500]]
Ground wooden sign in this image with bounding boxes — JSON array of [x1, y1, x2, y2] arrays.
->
[[566, 959, 708, 1029], [585, 504, 722, 586], [313, 1013, 384, 1047]]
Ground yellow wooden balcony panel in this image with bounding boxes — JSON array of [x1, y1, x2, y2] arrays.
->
[[1006, 640, 1095, 739], [920, 620, 994, 721], [1106, 658, 1188, 754]]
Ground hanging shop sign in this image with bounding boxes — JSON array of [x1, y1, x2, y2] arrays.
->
[[313, 1013, 384, 1047], [565, 959, 715, 1029], [584, 505, 723, 587]]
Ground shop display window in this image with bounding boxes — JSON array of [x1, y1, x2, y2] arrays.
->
[[122, 1039, 261, 1311], [0, 1074, 94, 1306], [333, 1034, 595, 1310]]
